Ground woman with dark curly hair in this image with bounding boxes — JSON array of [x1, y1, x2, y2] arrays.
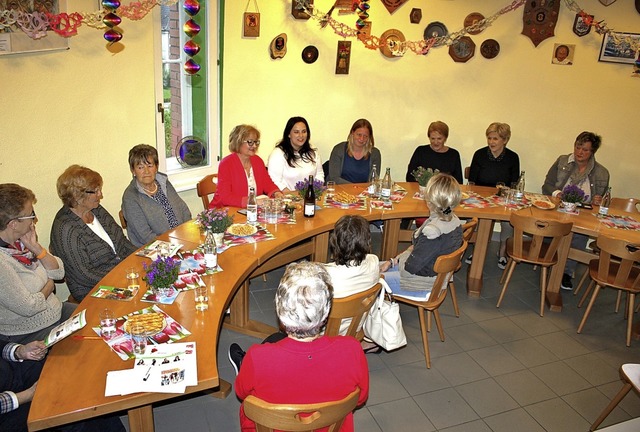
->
[[267, 116, 324, 191]]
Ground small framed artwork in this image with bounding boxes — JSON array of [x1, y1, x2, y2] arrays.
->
[[243, 12, 260, 37], [599, 32, 640, 64], [552, 43, 574, 65], [335, 41, 351, 74]]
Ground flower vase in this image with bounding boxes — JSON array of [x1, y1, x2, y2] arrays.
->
[[563, 202, 577, 213], [213, 232, 224, 247], [418, 185, 427, 198]]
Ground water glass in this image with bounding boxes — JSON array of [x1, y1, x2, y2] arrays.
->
[[265, 198, 280, 224], [195, 284, 209, 311], [130, 323, 147, 355], [125, 267, 140, 290], [99, 308, 117, 339], [326, 181, 336, 198]]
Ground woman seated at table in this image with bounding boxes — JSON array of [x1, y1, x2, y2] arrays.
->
[[328, 118, 381, 184], [267, 116, 324, 191], [235, 261, 369, 432], [210, 124, 282, 208], [0, 184, 76, 344], [50, 165, 137, 302], [380, 173, 463, 300], [122, 144, 191, 247], [542, 131, 610, 290], [468, 122, 520, 268], [405, 121, 463, 184]]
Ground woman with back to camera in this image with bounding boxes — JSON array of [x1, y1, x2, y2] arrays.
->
[[50, 165, 137, 302], [267, 116, 324, 191], [210, 124, 282, 208], [380, 173, 463, 299], [122, 144, 191, 247], [542, 131, 609, 290], [405, 120, 463, 184], [328, 118, 381, 184], [0, 183, 76, 344], [234, 261, 369, 432], [467, 122, 520, 269]]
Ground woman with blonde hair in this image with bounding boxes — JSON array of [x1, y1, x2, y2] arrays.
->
[[328, 118, 381, 184], [50, 165, 136, 302], [381, 173, 463, 299]]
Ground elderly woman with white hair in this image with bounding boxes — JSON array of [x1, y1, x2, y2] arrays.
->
[[233, 261, 369, 432]]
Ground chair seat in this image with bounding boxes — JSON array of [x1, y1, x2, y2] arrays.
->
[[621, 363, 640, 389], [589, 259, 640, 291]]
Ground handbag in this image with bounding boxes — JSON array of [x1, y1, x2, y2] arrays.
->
[[363, 279, 407, 351]]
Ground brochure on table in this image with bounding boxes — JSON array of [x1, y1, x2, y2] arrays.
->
[[105, 342, 198, 396], [44, 310, 87, 347]]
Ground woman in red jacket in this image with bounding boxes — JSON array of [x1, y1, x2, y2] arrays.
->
[[209, 124, 282, 208]]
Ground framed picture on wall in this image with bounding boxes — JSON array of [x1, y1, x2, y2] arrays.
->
[[598, 32, 640, 64]]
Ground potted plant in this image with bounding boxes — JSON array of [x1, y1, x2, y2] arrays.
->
[[295, 178, 326, 200], [561, 184, 587, 212], [143, 256, 181, 300], [411, 166, 439, 196], [196, 208, 234, 244]]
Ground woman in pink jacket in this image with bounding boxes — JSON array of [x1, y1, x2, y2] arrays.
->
[[209, 124, 282, 208]]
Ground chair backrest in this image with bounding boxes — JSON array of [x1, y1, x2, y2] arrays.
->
[[594, 234, 640, 290], [243, 388, 360, 432], [464, 166, 470, 180], [461, 217, 478, 244], [325, 283, 382, 340], [426, 240, 468, 308], [610, 197, 640, 214], [509, 213, 573, 264], [118, 209, 127, 230], [197, 174, 218, 209]]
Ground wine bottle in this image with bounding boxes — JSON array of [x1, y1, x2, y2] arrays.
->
[[247, 187, 258, 225], [381, 168, 392, 202], [599, 187, 612, 216], [304, 175, 316, 217], [515, 171, 525, 202], [203, 231, 217, 269], [368, 164, 379, 198]]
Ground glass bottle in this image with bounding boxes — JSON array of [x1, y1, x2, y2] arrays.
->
[[247, 186, 258, 225], [368, 164, 379, 198], [515, 171, 525, 202], [599, 187, 612, 216], [304, 175, 316, 217], [381, 168, 392, 202], [203, 231, 217, 269]]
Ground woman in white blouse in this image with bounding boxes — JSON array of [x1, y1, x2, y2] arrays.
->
[[267, 117, 324, 192]]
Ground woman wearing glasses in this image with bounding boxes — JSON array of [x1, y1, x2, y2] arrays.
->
[[122, 144, 191, 247], [0, 183, 77, 344], [210, 124, 282, 208], [50, 165, 137, 302]]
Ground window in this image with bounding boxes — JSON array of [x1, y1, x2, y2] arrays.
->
[[154, 1, 219, 191]]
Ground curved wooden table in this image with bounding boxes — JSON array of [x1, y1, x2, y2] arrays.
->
[[28, 183, 640, 431]]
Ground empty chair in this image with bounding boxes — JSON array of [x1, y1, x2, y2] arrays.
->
[[447, 218, 478, 317], [590, 364, 640, 431], [324, 283, 381, 340], [577, 234, 640, 346], [243, 388, 360, 432], [118, 209, 127, 230], [497, 213, 573, 316], [393, 240, 468, 368], [196, 173, 218, 209]]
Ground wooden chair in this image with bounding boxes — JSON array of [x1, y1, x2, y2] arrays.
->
[[590, 364, 640, 431], [196, 174, 218, 209], [324, 283, 381, 341], [496, 213, 573, 317], [243, 388, 360, 432], [118, 209, 127, 230], [447, 218, 478, 317], [464, 166, 470, 181], [577, 234, 640, 346], [393, 240, 468, 368]]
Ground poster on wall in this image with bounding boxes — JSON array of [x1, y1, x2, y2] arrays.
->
[[599, 32, 640, 64], [335, 40, 351, 74], [0, 0, 69, 55]]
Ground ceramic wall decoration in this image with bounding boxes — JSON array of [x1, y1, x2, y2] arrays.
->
[[380, 0, 408, 15], [270, 33, 287, 59], [521, 0, 560, 47], [480, 39, 500, 59], [291, 0, 313, 19], [243, 0, 260, 37], [302, 45, 319, 63], [449, 36, 475, 62], [464, 12, 485, 35], [379, 28, 406, 58], [573, 13, 593, 37], [410, 8, 422, 24]]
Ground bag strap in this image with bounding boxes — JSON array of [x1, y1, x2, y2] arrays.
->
[[245, 0, 259, 13], [378, 277, 396, 302]]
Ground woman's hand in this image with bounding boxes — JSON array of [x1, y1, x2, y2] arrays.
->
[[17, 340, 47, 361], [379, 258, 396, 273], [273, 191, 284, 199], [40, 279, 55, 298], [19, 224, 41, 254]]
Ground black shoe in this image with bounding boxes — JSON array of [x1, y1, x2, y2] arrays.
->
[[561, 274, 573, 291], [228, 343, 245, 375]]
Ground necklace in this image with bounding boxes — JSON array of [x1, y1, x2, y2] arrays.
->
[[142, 182, 158, 195]]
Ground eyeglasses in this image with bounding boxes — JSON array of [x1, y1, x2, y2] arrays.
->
[[15, 210, 36, 221], [84, 188, 102, 195], [243, 140, 260, 147]]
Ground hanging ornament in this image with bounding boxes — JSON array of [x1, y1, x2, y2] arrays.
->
[[521, 0, 560, 47], [101, 0, 122, 45], [183, 0, 201, 75]]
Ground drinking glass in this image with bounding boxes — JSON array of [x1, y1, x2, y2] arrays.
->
[[130, 323, 147, 355], [99, 308, 117, 339], [195, 284, 209, 311], [326, 181, 336, 198], [266, 198, 280, 224], [125, 267, 140, 290]]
